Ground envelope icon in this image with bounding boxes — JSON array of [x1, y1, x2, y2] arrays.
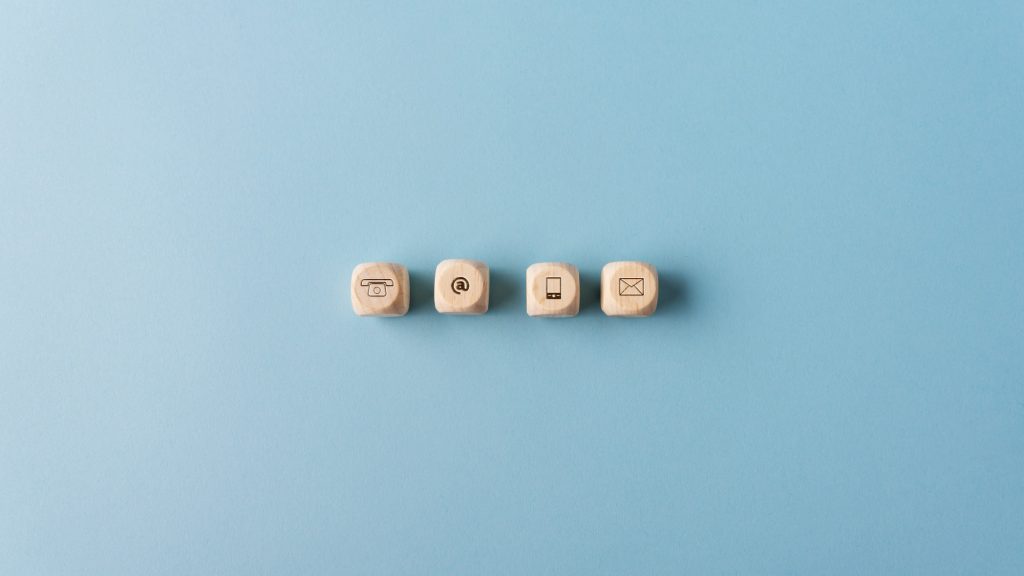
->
[[618, 277, 644, 296]]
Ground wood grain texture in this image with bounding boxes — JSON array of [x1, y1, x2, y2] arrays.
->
[[434, 259, 489, 315], [526, 262, 579, 317], [350, 262, 410, 317], [600, 261, 658, 317]]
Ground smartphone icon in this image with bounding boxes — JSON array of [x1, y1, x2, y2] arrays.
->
[[545, 277, 561, 300]]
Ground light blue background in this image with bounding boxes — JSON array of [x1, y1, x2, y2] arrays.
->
[[2, 1, 1022, 574]]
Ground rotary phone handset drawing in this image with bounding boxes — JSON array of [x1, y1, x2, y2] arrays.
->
[[360, 278, 395, 297]]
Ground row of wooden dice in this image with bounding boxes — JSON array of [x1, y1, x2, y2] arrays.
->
[[351, 260, 658, 317]]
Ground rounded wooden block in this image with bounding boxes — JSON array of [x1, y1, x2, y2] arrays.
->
[[600, 261, 658, 317], [434, 259, 489, 315], [350, 262, 410, 317], [526, 262, 580, 317]]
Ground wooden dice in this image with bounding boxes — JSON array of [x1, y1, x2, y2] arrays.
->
[[601, 261, 658, 317], [526, 262, 580, 317], [434, 259, 489, 315], [352, 260, 658, 317], [350, 262, 410, 316]]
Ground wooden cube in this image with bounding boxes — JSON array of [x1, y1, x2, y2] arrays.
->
[[350, 262, 410, 317], [526, 262, 580, 317], [601, 261, 658, 317], [434, 259, 489, 315]]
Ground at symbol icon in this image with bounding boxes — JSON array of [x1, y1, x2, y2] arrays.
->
[[451, 277, 470, 294]]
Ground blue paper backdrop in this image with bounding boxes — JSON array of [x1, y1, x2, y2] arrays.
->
[[2, 1, 1022, 574]]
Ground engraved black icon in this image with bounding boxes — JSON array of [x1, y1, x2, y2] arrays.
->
[[618, 277, 644, 296], [361, 278, 395, 297], [451, 276, 470, 294], [545, 277, 562, 300]]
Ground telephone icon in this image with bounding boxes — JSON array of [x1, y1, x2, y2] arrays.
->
[[360, 278, 395, 297]]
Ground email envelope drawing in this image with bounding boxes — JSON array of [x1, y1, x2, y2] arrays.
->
[[618, 277, 644, 296]]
